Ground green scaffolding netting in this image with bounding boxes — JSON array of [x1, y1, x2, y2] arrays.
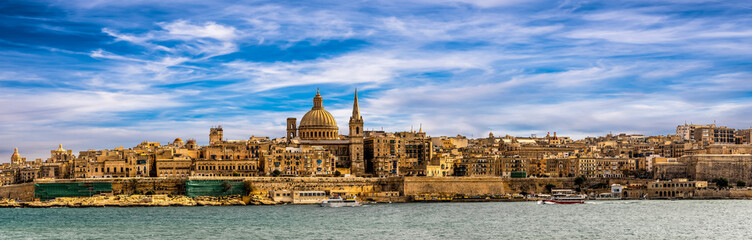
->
[[185, 180, 246, 198], [511, 171, 527, 178], [34, 182, 113, 200]]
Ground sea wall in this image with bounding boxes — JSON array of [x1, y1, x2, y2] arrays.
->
[[240, 177, 383, 195], [37, 178, 186, 195], [694, 189, 752, 199], [36, 177, 386, 196], [5, 177, 658, 201], [402, 177, 505, 195], [0, 183, 34, 201], [505, 178, 574, 194]]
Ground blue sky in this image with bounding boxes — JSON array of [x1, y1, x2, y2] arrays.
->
[[2, 0, 752, 161]]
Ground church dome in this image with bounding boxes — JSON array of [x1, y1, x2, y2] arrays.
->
[[298, 89, 339, 140], [300, 109, 337, 128]]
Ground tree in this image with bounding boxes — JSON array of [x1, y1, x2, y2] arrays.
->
[[334, 171, 342, 177], [713, 178, 729, 189], [737, 180, 746, 188], [574, 176, 587, 186], [271, 170, 281, 177], [545, 184, 556, 193], [221, 181, 233, 192]]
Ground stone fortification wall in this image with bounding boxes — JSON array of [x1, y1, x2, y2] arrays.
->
[[684, 154, 752, 183], [403, 177, 505, 195], [37, 178, 186, 195], [0, 183, 34, 201], [654, 163, 689, 180], [504, 178, 575, 194], [239, 177, 383, 195], [694, 189, 752, 199], [9, 176, 658, 200], [37, 177, 386, 196]]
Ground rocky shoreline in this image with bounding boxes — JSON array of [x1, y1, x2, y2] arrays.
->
[[0, 194, 277, 208]]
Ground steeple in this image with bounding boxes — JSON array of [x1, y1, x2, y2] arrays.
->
[[313, 88, 323, 109], [419, 123, 423, 133], [351, 88, 361, 120], [349, 89, 363, 124], [348, 88, 365, 176]]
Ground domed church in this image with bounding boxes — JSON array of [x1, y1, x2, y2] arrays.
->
[[298, 90, 340, 139], [286, 89, 365, 175]]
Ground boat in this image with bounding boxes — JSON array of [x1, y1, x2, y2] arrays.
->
[[539, 189, 585, 204], [319, 195, 361, 207]]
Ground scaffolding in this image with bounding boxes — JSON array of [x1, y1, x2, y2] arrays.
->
[[34, 182, 113, 201]]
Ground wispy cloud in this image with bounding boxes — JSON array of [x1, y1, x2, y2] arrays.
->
[[2, 0, 752, 160]]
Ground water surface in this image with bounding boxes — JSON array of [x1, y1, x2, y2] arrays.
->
[[1, 200, 749, 239]]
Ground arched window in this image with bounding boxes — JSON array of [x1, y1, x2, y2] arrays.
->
[[356, 127, 360, 134]]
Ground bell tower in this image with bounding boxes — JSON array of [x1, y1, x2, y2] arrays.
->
[[287, 118, 297, 141], [210, 125, 223, 145], [349, 89, 365, 175]]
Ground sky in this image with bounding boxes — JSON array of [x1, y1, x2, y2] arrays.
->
[[2, 0, 752, 161]]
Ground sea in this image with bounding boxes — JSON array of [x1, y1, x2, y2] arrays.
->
[[1, 200, 750, 239]]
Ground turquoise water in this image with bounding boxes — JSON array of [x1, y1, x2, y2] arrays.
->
[[1, 200, 751, 239]]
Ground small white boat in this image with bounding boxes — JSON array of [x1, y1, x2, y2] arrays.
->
[[540, 189, 586, 204], [319, 196, 361, 207]]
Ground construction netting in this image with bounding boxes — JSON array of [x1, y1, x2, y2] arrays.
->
[[185, 180, 246, 197], [34, 182, 113, 201]]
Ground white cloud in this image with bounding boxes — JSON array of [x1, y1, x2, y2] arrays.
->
[[222, 49, 508, 92], [159, 20, 238, 41], [0, 90, 182, 123], [408, 0, 535, 8]]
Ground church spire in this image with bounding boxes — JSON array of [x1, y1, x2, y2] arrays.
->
[[351, 88, 361, 120]]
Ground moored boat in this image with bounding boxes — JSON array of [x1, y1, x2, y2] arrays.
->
[[539, 189, 585, 204], [319, 195, 361, 207]]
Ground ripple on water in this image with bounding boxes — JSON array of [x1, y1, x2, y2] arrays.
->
[[1, 200, 751, 239]]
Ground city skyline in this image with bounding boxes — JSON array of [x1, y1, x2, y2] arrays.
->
[[3, 0, 752, 160]]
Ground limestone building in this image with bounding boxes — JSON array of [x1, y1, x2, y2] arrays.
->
[[285, 89, 365, 176]]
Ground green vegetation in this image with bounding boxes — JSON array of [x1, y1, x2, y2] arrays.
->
[[574, 176, 587, 186], [737, 180, 746, 188], [544, 184, 556, 193], [713, 178, 729, 189]]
